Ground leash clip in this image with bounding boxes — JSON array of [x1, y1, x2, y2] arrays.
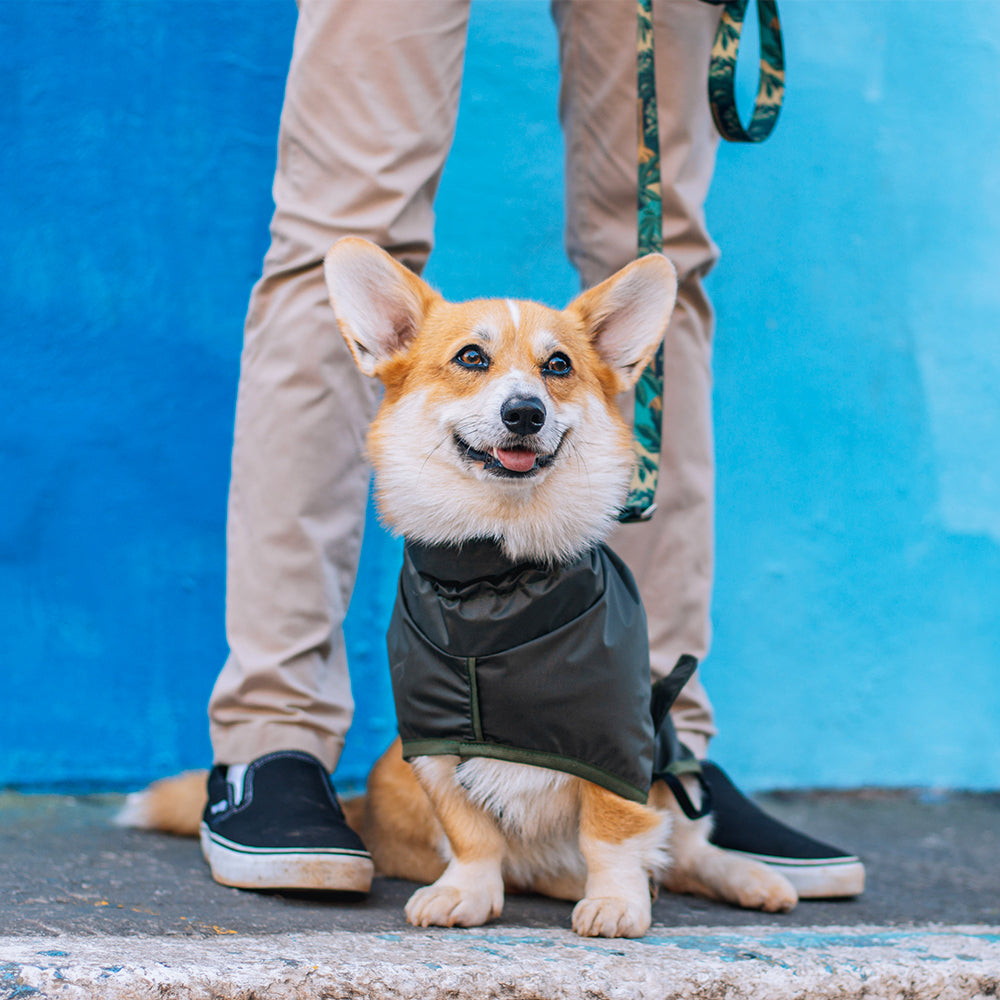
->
[[617, 502, 657, 525]]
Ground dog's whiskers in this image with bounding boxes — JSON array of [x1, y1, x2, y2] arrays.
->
[[417, 434, 452, 477]]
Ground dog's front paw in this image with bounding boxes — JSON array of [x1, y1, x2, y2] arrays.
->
[[571, 895, 651, 938], [405, 881, 503, 928]]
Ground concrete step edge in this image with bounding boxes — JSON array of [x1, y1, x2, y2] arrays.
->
[[3, 924, 999, 1000]]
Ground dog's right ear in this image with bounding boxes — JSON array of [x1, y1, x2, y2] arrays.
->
[[323, 238, 438, 376]]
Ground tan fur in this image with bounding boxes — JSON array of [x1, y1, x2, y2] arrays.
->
[[119, 239, 797, 937], [579, 781, 663, 845]]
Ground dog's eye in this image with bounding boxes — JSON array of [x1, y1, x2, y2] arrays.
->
[[542, 352, 572, 377], [454, 345, 490, 370]]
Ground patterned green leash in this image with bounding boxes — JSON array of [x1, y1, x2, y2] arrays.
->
[[618, 0, 664, 525], [618, 0, 784, 524]]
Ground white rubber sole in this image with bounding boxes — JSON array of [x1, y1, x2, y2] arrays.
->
[[729, 848, 866, 898], [200, 823, 374, 893]]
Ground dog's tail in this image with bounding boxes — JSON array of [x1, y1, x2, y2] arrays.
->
[[114, 770, 208, 837], [113, 770, 367, 838]]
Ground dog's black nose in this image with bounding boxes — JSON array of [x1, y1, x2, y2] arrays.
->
[[501, 396, 546, 436]]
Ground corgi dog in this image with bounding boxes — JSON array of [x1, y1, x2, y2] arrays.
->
[[120, 238, 797, 938]]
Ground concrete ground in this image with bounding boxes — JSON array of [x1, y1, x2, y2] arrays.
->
[[1, 787, 998, 998]]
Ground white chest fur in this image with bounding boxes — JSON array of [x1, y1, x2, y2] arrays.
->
[[452, 757, 577, 839]]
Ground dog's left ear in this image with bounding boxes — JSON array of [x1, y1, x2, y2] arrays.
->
[[567, 254, 678, 391], [324, 238, 439, 377]]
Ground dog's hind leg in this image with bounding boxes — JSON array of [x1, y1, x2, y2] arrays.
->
[[651, 776, 797, 913], [403, 755, 507, 929], [571, 781, 668, 938]]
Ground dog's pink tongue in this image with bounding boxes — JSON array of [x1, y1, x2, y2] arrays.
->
[[495, 448, 537, 473]]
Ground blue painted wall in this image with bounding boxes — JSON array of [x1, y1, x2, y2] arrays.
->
[[2, 2, 998, 792]]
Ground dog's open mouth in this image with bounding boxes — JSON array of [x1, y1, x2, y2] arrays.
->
[[454, 435, 560, 478]]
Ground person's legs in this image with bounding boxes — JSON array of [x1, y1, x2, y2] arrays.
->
[[210, 0, 471, 772], [551, 1, 864, 898], [551, 0, 721, 757], [203, 0, 470, 892]]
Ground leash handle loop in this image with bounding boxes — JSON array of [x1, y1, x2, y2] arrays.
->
[[709, 0, 785, 143]]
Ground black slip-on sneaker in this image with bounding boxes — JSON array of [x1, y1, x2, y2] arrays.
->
[[200, 750, 374, 893], [701, 760, 865, 898]]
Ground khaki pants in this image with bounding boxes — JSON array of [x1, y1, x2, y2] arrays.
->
[[210, 0, 722, 770]]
